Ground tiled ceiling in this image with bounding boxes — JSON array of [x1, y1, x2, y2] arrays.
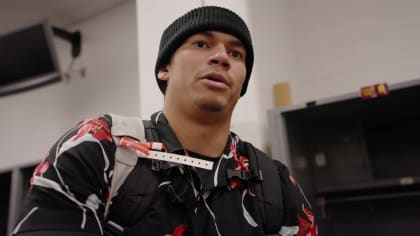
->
[[0, 0, 132, 33]]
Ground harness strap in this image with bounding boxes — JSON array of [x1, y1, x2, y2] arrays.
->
[[143, 119, 160, 142], [105, 114, 145, 217], [245, 143, 268, 232], [109, 113, 146, 142]]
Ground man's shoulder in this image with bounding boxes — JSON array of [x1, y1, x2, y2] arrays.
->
[[237, 138, 289, 175], [237, 139, 272, 162]]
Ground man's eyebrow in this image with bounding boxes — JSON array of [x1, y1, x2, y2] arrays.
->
[[199, 31, 245, 48], [229, 39, 245, 49]]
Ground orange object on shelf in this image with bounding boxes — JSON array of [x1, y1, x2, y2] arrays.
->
[[360, 83, 389, 99]]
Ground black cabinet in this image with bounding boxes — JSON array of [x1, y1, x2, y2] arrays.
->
[[0, 165, 36, 235], [0, 171, 11, 236], [268, 79, 420, 235]]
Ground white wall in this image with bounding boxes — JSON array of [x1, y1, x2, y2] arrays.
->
[[0, 0, 139, 172], [286, 0, 420, 104]]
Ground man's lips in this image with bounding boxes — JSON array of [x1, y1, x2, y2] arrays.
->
[[199, 72, 230, 87]]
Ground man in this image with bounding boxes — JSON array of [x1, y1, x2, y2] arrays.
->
[[13, 6, 317, 236]]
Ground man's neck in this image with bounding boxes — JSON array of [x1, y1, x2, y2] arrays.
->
[[163, 107, 231, 158]]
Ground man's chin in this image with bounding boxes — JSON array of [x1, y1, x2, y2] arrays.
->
[[197, 102, 224, 112], [194, 98, 226, 112], [193, 93, 238, 113]]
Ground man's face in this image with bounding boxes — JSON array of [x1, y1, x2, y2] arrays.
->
[[158, 31, 247, 114]]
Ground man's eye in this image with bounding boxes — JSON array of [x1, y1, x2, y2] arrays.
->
[[193, 41, 208, 48], [230, 51, 242, 59]]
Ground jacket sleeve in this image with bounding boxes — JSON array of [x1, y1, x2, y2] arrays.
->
[[274, 160, 318, 236], [12, 115, 116, 236]]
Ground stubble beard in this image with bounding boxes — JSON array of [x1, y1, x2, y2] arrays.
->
[[194, 99, 224, 112]]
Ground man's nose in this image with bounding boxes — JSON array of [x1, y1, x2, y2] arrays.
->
[[208, 44, 230, 70]]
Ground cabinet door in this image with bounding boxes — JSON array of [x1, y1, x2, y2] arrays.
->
[[310, 122, 372, 191]]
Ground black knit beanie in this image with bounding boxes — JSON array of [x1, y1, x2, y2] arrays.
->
[[155, 6, 254, 97]]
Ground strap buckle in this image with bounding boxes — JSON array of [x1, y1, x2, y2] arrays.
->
[[151, 159, 172, 171], [227, 169, 250, 181], [227, 168, 264, 182]]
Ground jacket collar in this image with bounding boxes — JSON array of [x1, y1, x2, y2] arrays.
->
[[151, 111, 185, 154], [151, 111, 235, 156]]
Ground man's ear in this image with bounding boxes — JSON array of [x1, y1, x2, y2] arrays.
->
[[157, 65, 169, 81]]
